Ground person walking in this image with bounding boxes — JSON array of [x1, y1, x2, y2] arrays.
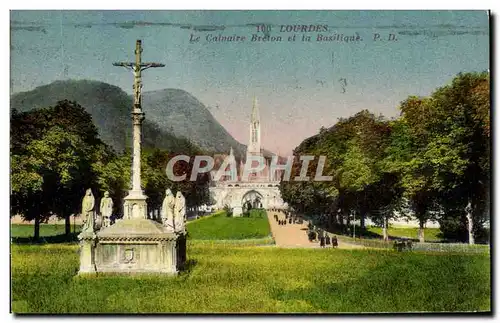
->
[[319, 229, 325, 248], [332, 235, 338, 248]]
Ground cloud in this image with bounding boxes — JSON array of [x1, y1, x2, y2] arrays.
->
[[178, 24, 227, 32], [321, 23, 488, 38], [11, 26, 47, 34], [397, 29, 488, 37], [10, 18, 489, 39], [71, 20, 270, 33], [326, 23, 487, 30], [73, 23, 93, 29], [11, 20, 38, 25], [111, 21, 228, 32]]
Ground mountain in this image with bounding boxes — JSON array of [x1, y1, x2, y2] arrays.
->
[[143, 88, 246, 155], [10, 80, 245, 155]]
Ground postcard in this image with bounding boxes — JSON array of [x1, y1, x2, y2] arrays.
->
[[10, 10, 490, 314]]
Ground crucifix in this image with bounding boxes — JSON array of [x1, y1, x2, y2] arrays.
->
[[113, 40, 164, 219]]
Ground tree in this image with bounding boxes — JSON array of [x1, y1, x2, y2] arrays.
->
[[396, 73, 490, 243], [382, 116, 439, 243], [428, 72, 490, 243], [11, 98, 212, 239], [280, 72, 490, 244], [280, 111, 393, 234], [93, 149, 131, 217], [11, 100, 109, 239]]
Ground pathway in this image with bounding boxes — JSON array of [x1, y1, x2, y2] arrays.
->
[[267, 211, 364, 249]]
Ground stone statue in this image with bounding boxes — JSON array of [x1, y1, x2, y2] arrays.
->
[[174, 191, 186, 233], [161, 189, 176, 230], [81, 189, 95, 232], [100, 191, 113, 228]]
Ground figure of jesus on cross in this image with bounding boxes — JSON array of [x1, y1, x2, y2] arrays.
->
[[113, 40, 164, 219]]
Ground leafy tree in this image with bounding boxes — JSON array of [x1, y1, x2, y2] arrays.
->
[[393, 72, 490, 243], [280, 72, 489, 244], [382, 115, 439, 242], [281, 111, 393, 234], [11, 98, 213, 239], [424, 72, 490, 243], [11, 100, 107, 239]]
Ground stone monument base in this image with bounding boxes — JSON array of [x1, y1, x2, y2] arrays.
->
[[232, 205, 243, 217], [123, 191, 148, 220], [78, 218, 185, 275], [78, 231, 97, 273]]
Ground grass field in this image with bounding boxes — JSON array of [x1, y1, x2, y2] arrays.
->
[[366, 226, 441, 241], [10, 211, 490, 313], [186, 209, 271, 240], [10, 224, 81, 238], [11, 241, 490, 313], [11, 210, 271, 242]]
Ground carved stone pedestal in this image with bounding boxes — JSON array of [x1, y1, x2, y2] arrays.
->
[[93, 218, 184, 274], [123, 191, 148, 220], [78, 231, 97, 274]]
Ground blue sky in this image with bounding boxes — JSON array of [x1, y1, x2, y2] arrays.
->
[[10, 10, 489, 154]]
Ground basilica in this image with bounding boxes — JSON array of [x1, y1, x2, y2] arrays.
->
[[209, 98, 287, 216]]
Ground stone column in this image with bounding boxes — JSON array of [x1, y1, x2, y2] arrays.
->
[[123, 95, 148, 220], [131, 108, 143, 195], [78, 231, 97, 274]]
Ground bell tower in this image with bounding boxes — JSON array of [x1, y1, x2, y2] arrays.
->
[[247, 96, 261, 156]]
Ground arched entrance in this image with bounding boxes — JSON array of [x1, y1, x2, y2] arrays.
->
[[241, 190, 263, 210]]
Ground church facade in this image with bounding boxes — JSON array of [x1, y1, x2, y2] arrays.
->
[[209, 98, 287, 216]]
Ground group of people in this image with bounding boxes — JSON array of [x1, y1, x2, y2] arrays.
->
[[269, 209, 339, 248], [80, 188, 187, 234], [273, 210, 297, 226], [316, 229, 338, 248], [306, 223, 338, 248]]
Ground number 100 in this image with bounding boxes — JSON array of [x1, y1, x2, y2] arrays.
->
[[256, 25, 271, 33]]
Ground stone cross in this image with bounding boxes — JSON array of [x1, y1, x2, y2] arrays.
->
[[113, 40, 165, 220]]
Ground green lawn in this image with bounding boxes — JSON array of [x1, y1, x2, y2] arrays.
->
[[366, 226, 442, 241], [11, 241, 490, 313], [10, 209, 271, 242], [187, 209, 271, 240], [10, 224, 81, 238]]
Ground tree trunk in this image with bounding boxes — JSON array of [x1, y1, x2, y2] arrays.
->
[[360, 213, 365, 230], [484, 179, 490, 243], [34, 214, 40, 241], [418, 218, 425, 243], [484, 179, 490, 225], [466, 210, 474, 245], [65, 213, 71, 238], [464, 198, 474, 245], [382, 216, 388, 241], [345, 211, 351, 234], [327, 212, 333, 231]]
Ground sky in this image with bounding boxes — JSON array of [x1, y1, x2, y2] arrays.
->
[[10, 10, 489, 155]]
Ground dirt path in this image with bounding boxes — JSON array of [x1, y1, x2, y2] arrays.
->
[[267, 211, 364, 249]]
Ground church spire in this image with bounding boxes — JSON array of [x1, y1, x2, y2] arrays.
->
[[251, 96, 260, 122], [247, 96, 261, 156]]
